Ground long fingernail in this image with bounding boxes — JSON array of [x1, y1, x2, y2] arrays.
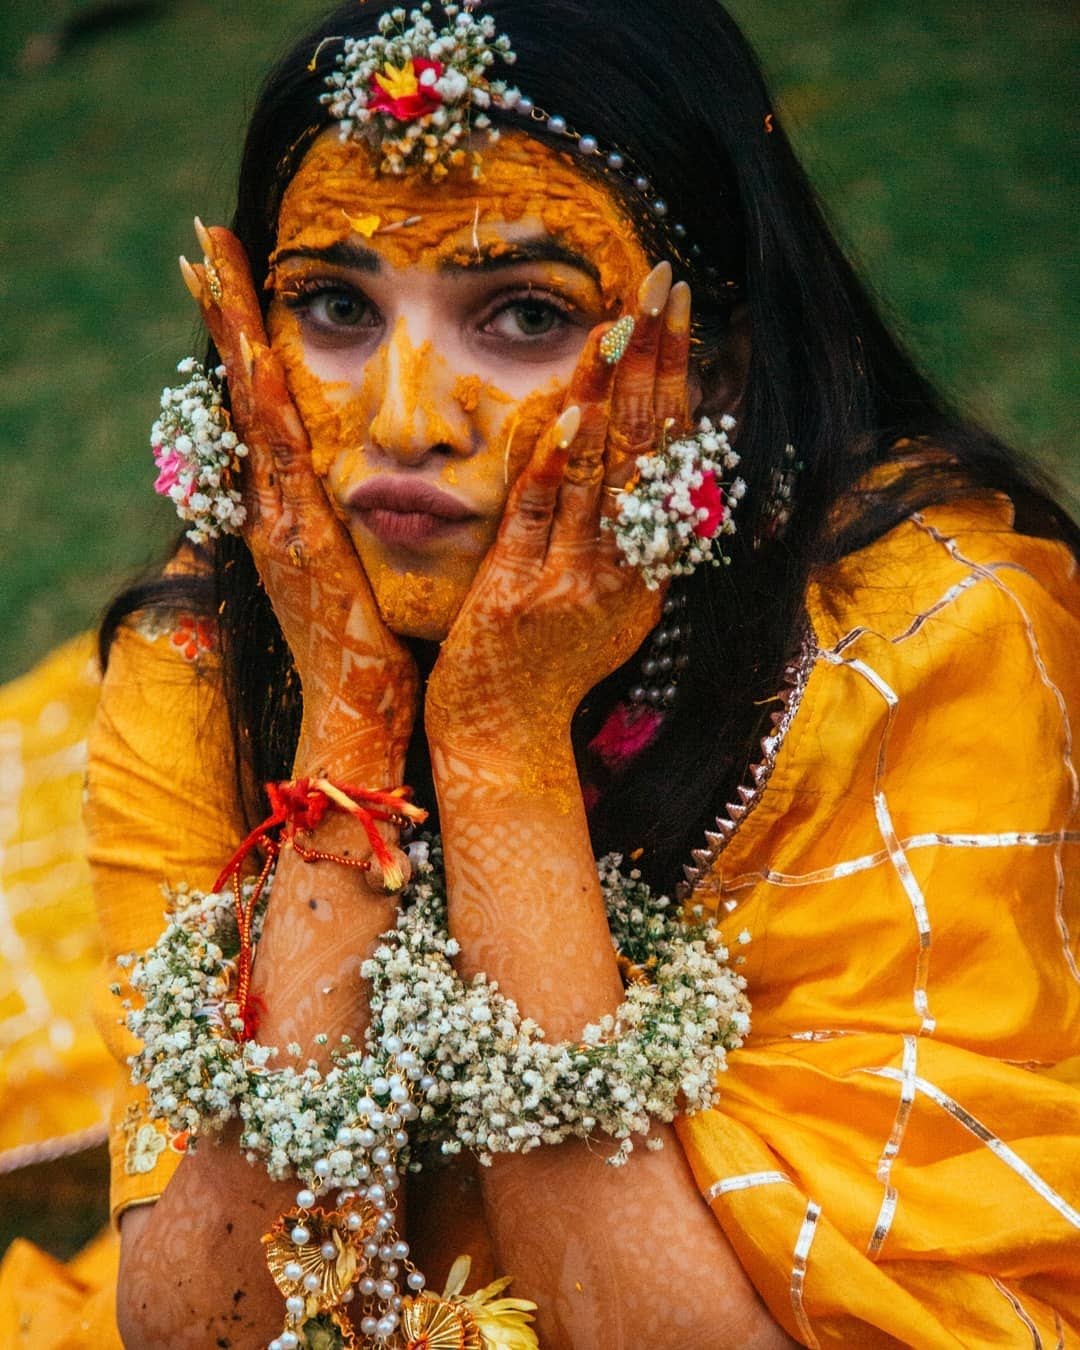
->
[[665, 281, 691, 334], [281, 403, 306, 442], [193, 215, 215, 259], [178, 255, 203, 302], [599, 316, 635, 365], [238, 330, 255, 377], [555, 405, 582, 449], [638, 260, 673, 318]]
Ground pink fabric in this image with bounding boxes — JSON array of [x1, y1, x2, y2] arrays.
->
[[589, 702, 663, 771]]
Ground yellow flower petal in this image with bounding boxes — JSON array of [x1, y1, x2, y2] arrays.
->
[[465, 1275, 514, 1302], [343, 212, 382, 238], [375, 59, 419, 99], [441, 1252, 472, 1300], [436, 1255, 539, 1349], [471, 1301, 539, 1350]]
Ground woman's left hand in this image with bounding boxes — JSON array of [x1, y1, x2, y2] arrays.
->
[[426, 263, 691, 762]]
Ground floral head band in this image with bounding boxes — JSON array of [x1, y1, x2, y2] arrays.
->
[[318, 2, 519, 179]]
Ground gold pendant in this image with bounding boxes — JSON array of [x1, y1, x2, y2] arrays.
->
[[263, 1199, 378, 1314], [400, 1294, 482, 1350]]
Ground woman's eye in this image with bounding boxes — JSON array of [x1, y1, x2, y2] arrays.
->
[[279, 281, 378, 337], [483, 295, 574, 344], [313, 291, 370, 326], [509, 301, 561, 337]]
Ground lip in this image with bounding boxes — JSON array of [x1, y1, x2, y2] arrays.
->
[[346, 476, 476, 546]]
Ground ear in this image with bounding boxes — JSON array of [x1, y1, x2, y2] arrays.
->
[[690, 303, 751, 428]]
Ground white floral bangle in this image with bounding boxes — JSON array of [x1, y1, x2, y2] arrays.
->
[[602, 415, 747, 589], [121, 837, 746, 1343], [370, 840, 749, 1166], [151, 357, 248, 544], [121, 837, 747, 1179], [122, 878, 435, 1345]]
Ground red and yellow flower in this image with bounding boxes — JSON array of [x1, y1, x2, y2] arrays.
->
[[369, 57, 444, 120]]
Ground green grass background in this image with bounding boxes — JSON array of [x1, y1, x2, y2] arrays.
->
[[1, 0, 1077, 685], [0, 0, 1076, 1267]]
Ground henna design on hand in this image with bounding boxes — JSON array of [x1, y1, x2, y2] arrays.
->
[[181, 224, 419, 783]]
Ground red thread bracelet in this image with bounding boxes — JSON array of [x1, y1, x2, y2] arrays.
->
[[212, 778, 427, 1039]]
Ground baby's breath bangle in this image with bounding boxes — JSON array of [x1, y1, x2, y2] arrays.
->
[[121, 835, 747, 1343], [603, 415, 747, 589], [370, 840, 750, 1166], [122, 837, 747, 1175]]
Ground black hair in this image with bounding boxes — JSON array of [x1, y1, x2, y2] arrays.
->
[[102, 0, 1077, 892]]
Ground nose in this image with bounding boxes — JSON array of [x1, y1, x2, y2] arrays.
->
[[368, 318, 470, 465]]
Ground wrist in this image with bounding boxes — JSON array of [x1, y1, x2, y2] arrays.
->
[[425, 683, 575, 750], [427, 717, 573, 763], [293, 735, 407, 788], [431, 727, 578, 800]]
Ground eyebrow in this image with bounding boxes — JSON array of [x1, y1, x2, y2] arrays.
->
[[273, 235, 601, 282], [442, 239, 601, 282], [274, 240, 381, 272]]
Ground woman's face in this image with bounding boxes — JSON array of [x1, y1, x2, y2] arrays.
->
[[267, 130, 651, 638]]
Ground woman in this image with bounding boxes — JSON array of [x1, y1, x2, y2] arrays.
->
[[84, 0, 1079, 1346]]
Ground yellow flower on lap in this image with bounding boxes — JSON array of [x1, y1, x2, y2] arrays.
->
[[399, 1252, 540, 1350]]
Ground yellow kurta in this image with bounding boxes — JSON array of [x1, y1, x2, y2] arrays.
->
[[678, 498, 1079, 1345], [2, 496, 1076, 1345], [86, 608, 243, 1222]]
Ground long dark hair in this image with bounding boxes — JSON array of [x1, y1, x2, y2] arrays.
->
[[102, 0, 1077, 891]]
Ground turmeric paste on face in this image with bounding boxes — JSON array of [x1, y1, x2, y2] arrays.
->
[[272, 130, 646, 308], [267, 130, 650, 638]]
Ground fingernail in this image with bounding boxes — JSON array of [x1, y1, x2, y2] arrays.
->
[[555, 405, 582, 449], [599, 316, 635, 365], [281, 403, 306, 442], [665, 281, 691, 334], [638, 260, 672, 318], [178, 255, 202, 302], [238, 330, 255, 376], [193, 215, 215, 259]]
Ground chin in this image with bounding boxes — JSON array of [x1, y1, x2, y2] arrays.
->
[[383, 609, 454, 642], [369, 566, 465, 642]]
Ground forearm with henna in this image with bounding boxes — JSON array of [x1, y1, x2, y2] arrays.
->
[[432, 743, 788, 1348], [429, 732, 788, 1349], [117, 849, 401, 1347], [117, 768, 410, 1347], [432, 732, 623, 1032], [118, 227, 419, 1346], [421, 279, 789, 1348]]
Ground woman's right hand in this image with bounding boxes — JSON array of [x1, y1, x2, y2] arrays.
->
[[181, 222, 418, 782]]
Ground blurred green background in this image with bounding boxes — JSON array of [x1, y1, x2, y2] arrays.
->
[[0, 0, 1077, 690], [0, 0, 1076, 1268]]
